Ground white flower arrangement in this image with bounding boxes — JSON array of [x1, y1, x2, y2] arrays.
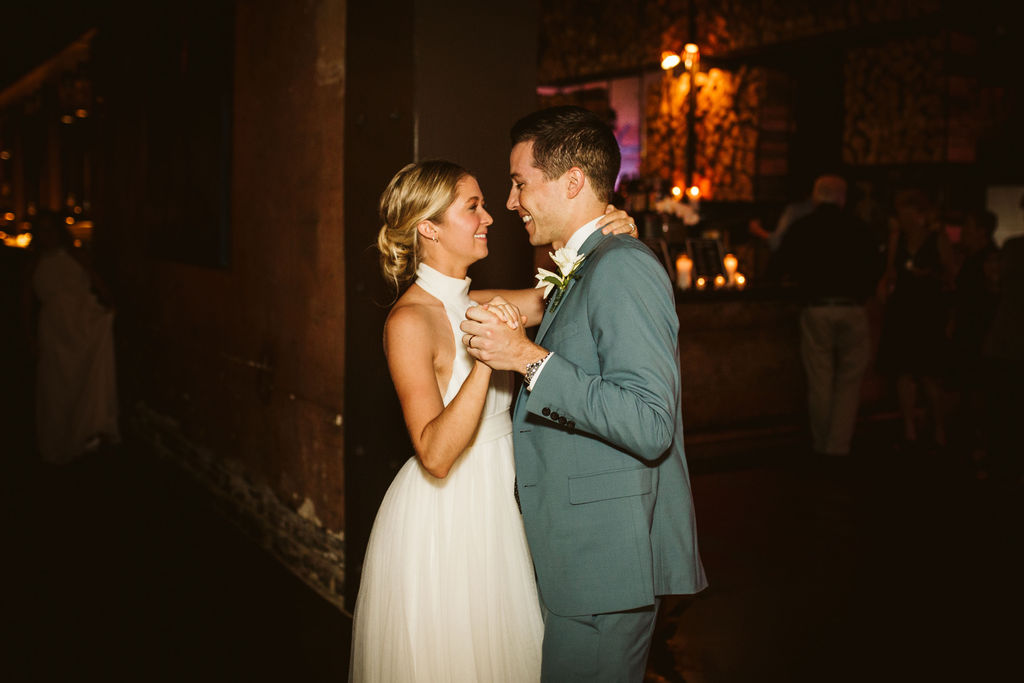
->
[[653, 197, 700, 225]]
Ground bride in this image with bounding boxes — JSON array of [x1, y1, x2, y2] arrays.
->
[[349, 160, 635, 682]]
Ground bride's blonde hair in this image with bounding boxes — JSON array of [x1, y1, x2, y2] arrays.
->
[[377, 160, 469, 292]]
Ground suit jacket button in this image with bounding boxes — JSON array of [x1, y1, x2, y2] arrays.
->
[[558, 416, 567, 425], [550, 411, 560, 421], [542, 407, 551, 417], [567, 420, 575, 430]]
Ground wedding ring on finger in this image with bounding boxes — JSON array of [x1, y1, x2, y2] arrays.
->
[[629, 223, 637, 233]]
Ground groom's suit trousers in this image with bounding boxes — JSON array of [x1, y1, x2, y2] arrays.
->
[[540, 599, 660, 683]]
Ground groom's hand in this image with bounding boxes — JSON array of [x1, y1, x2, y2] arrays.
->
[[461, 305, 547, 373]]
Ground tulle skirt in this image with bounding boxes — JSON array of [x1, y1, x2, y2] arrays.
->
[[349, 430, 543, 683]]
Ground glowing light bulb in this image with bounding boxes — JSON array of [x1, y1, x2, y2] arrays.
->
[[683, 43, 700, 70]]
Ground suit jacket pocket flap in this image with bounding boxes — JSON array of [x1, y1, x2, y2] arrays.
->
[[568, 467, 652, 504]]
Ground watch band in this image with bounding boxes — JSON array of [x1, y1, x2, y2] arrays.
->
[[524, 352, 552, 390]]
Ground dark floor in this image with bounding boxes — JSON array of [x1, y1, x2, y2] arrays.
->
[[3, 376, 1021, 681], [660, 430, 1022, 683], [2, 440, 351, 683]]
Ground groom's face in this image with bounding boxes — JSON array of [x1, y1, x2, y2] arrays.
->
[[507, 141, 565, 247]]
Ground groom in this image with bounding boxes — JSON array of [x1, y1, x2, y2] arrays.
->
[[461, 106, 706, 682]]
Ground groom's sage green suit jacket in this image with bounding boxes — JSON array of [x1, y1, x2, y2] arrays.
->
[[513, 230, 707, 617]]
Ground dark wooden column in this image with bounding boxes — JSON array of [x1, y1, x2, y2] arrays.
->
[[343, 0, 539, 609]]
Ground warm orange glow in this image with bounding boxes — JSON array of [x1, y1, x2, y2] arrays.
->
[[60, 114, 74, 124], [65, 216, 75, 225], [687, 186, 701, 200], [661, 51, 681, 70], [73, 206, 82, 214], [723, 253, 738, 275], [671, 186, 682, 198], [695, 276, 707, 290], [73, 239, 82, 248], [714, 274, 727, 289], [735, 273, 747, 290], [75, 108, 88, 118], [2, 231, 32, 248], [683, 43, 700, 70], [3, 212, 14, 221], [694, 177, 713, 200], [0, 150, 10, 160], [675, 253, 693, 290]]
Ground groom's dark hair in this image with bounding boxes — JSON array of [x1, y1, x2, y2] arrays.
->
[[510, 105, 621, 204]]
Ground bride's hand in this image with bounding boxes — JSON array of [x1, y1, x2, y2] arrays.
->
[[480, 297, 523, 330], [599, 205, 639, 239]]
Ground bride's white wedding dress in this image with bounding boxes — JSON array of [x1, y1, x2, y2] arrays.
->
[[349, 263, 543, 683]]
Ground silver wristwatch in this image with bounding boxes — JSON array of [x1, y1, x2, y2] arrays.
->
[[524, 352, 552, 390]]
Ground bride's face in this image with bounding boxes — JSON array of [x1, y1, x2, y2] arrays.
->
[[436, 176, 493, 266]]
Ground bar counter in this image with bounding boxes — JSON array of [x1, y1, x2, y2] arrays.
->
[[674, 286, 888, 436]]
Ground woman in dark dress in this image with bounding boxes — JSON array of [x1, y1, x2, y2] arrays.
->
[[877, 190, 954, 449]]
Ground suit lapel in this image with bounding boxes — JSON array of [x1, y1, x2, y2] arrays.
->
[[534, 279, 571, 346], [534, 230, 611, 347]]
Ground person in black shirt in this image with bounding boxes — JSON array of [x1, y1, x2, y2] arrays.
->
[[771, 175, 884, 456], [981, 193, 1024, 486], [949, 210, 999, 454]]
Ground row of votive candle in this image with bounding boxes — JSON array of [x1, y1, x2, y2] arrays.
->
[[675, 253, 746, 290]]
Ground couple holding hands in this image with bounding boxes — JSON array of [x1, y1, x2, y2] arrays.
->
[[350, 106, 706, 683]]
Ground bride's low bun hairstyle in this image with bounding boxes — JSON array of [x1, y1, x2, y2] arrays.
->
[[377, 160, 469, 292]]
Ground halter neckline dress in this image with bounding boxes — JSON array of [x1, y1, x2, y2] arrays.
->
[[349, 263, 543, 683]]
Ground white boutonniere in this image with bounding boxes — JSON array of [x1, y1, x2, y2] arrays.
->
[[535, 246, 585, 310]]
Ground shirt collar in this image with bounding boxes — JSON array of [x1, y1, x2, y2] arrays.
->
[[564, 214, 605, 254]]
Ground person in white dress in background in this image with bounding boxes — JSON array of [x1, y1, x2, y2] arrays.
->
[[28, 210, 119, 464], [349, 160, 636, 682]]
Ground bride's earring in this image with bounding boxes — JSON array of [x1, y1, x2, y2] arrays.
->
[[418, 221, 439, 244]]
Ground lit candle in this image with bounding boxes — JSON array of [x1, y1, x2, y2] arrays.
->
[[695, 276, 707, 291], [723, 253, 738, 285], [714, 274, 726, 289], [735, 272, 746, 290], [686, 185, 701, 214], [675, 253, 692, 290]]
